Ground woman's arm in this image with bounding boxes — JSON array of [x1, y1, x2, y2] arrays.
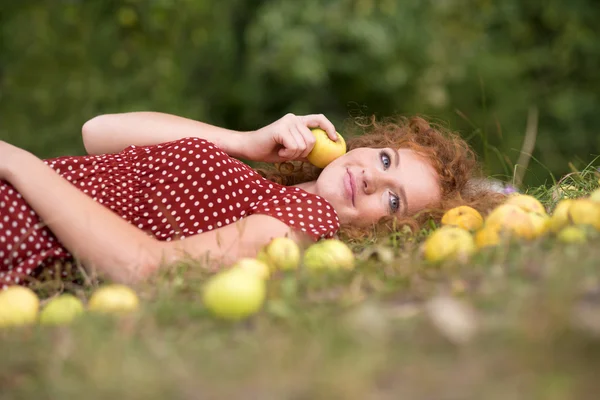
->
[[82, 112, 339, 164], [4, 144, 159, 283], [82, 112, 248, 157], [2, 143, 309, 283]]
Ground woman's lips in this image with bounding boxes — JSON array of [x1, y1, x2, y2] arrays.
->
[[344, 168, 356, 206]]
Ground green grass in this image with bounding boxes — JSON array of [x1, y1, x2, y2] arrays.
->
[[2, 175, 600, 400]]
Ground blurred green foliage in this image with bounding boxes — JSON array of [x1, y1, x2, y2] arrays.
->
[[1, 0, 599, 186]]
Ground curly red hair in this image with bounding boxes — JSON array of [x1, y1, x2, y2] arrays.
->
[[256, 115, 506, 241]]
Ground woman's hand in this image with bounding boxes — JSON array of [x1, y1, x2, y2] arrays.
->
[[243, 113, 339, 163]]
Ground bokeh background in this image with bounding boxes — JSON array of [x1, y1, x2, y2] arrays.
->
[[2, 0, 599, 187]]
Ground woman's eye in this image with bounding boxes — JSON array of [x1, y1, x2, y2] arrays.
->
[[380, 151, 391, 169], [389, 193, 400, 213]]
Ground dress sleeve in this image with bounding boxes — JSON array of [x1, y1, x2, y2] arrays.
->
[[249, 190, 340, 241]]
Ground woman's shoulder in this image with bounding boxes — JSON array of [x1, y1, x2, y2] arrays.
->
[[249, 186, 340, 241]]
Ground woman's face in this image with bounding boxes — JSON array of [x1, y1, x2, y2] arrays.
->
[[314, 147, 441, 226]]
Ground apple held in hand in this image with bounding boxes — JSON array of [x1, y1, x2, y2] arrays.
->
[[0, 286, 40, 328], [307, 128, 347, 168]]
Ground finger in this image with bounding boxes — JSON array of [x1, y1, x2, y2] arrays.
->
[[302, 114, 338, 141], [277, 128, 302, 160], [288, 125, 307, 160], [298, 125, 317, 159]]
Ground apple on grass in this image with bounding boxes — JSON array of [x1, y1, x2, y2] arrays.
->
[[306, 128, 347, 168], [231, 258, 271, 280], [261, 237, 301, 271], [504, 194, 547, 215], [39, 294, 84, 325], [202, 269, 266, 320], [303, 239, 356, 271], [88, 284, 140, 314], [441, 206, 484, 231], [423, 226, 476, 264], [0, 286, 40, 328]]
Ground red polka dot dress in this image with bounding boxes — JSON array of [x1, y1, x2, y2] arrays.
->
[[0, 137, 340, 289]]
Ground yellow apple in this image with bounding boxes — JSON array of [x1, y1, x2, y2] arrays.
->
[[262, 237, 301, 271], [39, 294, 85, 325], [549, 199, 575, 233], [0, 286, 40, 327], [88, 284, 139, 314], [527, 211, 550, 238], [589, 188, 600, 203], [557, 226, 587, 244], [303, 239, 355, 271], [568, 199, 600, 230], [485, 204, 536, 240], [231, 258, 271, 280], [202, 269, 266, 320], [474, 226, 503, 249], [505, 194, 547, 215], [441, 206, 484, 231], [306, 128, 347, 168], [423, 226, 476, 264]]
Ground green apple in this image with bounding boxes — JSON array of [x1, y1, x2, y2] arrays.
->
[[303, 239, 355, 270], [306, 128, 347, 168], [231, 258, 271, 280], [202, 269, 266, 320], [557, 226, 587, 244], [0, 286, 40, 327], [423, 226, 476, 264], [88, 284, 139, 314], [39, 294, 84, 325], [263, 237, 301, 271]]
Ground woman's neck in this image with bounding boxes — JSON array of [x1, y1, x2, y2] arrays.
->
[[293, 180, 318, 195]]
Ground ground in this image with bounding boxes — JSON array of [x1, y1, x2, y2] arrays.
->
[[2, 175, 600, 400]]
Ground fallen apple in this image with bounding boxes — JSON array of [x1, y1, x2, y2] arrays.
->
[[589, 188, 600, 203], [557, 225, 587, 244], [202, 269, 266, 320], [88, 284, 139, 314], [568, 199, 600, 230], [303, 239, 355, 271], [474, 226, 503, 249], [485, 204, 536, 240], [548, 199, 575, 233], [0, 286, 40, 327], [262, 237, 301, 271], [441, 206, 484, 231], [423, 226, 476, 264], [39, 294, 84, 325], [231, 258, 271, 280], [505, 194, 547, 215]]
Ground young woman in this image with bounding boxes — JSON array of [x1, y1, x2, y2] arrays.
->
[[0, 112, 504, 289]]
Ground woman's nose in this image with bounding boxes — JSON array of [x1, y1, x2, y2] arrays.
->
[[362, 169, 377, 195]]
